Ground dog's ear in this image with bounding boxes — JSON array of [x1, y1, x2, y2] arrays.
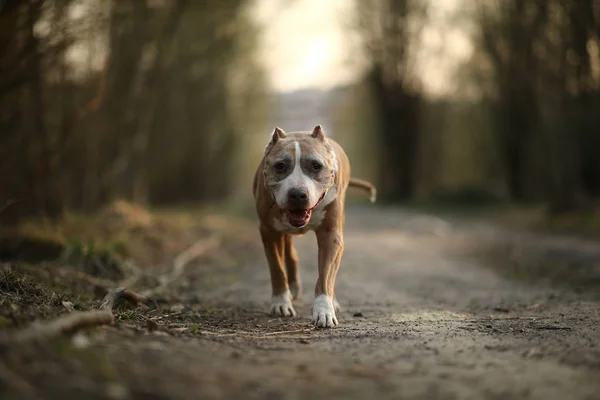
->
[[265, 127, 286, 154], [273, 126, 286, 139], [310, 125, 326, 141]]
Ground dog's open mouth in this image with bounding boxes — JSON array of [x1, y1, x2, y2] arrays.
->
[[285, 209, 313, 228], [284, 191, 327, 228]]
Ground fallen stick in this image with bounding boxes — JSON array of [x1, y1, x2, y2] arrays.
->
[[263, 328, 315, 336], [2, 287, 148, 344], [10, 310, 114, 343], [173, 236, 221, 277], [118, 261, 150, 290], [198, 328, 315, 339], [100, 287, 150, 313], [141, 235, 221, 297]]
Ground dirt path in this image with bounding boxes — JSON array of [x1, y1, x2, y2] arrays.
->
[[3, 206, 600, 399]]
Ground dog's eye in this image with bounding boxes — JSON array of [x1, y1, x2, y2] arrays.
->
[[273, 161, 286, 172], [311, 162, 323, 172]]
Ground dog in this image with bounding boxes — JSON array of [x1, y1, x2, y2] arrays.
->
[[253, 125, 376, 328]]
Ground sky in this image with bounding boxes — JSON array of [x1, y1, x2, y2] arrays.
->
[[252, 0, 473, 97]]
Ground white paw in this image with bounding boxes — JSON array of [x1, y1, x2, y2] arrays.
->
[[270, 291, 296, 317], [311, 295, 338, 328]]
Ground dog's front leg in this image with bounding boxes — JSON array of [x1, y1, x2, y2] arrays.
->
[[312, 227, 344, 328], [259, 224, 296, 317], [284, 235, 301, 301]]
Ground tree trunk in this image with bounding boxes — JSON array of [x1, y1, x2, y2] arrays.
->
[[130, 0, 189, 204], [369, 66, 420, 201], [27, 0, 62, 218]]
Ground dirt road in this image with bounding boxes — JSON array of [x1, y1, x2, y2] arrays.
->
[[3, 206, 600, 399]]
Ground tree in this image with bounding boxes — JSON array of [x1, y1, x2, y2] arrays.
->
[[471, 0, 600, 212], [0, 0, 269, 223], [356, 0, 427, 201]]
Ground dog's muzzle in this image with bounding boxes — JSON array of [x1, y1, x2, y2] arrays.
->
[[284, 190, 327, 228]]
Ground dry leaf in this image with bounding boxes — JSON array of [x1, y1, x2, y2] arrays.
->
[[62, 301, 75, 313]]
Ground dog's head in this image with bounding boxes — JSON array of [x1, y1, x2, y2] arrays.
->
[[263, 125, 338, 228]]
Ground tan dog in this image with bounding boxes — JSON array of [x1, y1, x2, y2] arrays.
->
[[253, 125, 376, 328]]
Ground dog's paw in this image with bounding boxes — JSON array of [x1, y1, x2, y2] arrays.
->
[[270, 291, 296, 317], [311, 295, 338, 328]]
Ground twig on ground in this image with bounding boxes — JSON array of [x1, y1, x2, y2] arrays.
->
[[61, 301, 75, 313], [8, 310, 114, 343], [141, 235, 221, 297], [118, 261, 149, 290], [172, 236, 221, 277], [263, 328, 315, 336], [100, 287, 150, 313], [198, 328, 315, 340]]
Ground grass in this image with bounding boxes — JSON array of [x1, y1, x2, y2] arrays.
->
[[0, 265, 91, 328], [0, 200, 261, 335]]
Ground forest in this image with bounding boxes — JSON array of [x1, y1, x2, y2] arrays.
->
[[337, 0, 600, 217], [1, 0, 599, 223], [0, 0, 270, 223], [1, 1, 600, 399]]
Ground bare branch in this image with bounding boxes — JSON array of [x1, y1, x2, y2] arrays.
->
[[100, 287, 150, 313], [141, 235, 221, 297], [8, 311, 114, 343]]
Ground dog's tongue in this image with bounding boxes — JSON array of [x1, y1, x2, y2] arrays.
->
[[286, 209, 312, 227]]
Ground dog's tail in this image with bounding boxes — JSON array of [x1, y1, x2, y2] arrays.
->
[[348, 178, 377, 203]]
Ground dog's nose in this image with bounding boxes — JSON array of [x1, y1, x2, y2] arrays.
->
[[287, 188, 309, 208]]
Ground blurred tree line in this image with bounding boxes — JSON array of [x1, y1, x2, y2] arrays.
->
[[0, 0, 269, 223], [339, 0, 600, 214], [473, 0, 600, 213]]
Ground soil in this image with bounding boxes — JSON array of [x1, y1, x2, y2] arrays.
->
[[1, 205, 599, 400]]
